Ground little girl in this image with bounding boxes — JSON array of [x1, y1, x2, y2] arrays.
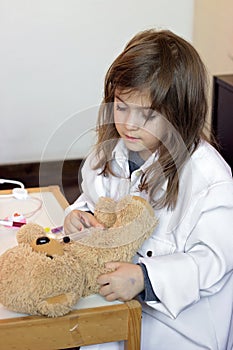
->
[[64, 29, 233, 350]]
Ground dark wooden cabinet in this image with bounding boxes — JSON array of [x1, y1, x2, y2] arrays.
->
[[212, 74, 233, 172]]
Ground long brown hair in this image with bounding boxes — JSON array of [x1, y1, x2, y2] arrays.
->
[[92, 29, 209, 209]]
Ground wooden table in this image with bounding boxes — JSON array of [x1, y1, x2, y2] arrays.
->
[[0, 300, 141, 350], [0, 186, 142, 350]]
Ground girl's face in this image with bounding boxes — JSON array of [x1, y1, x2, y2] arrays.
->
[[114, 89, 165, 160]]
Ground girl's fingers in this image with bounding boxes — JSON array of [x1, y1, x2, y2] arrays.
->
[[64, 210, 104, 234]]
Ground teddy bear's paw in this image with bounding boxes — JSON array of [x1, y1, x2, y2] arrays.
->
[[37, 292, 81, 317]]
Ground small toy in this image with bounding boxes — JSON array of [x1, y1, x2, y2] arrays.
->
[[0, 212, 26, 228], [0, 195, 157, 317]]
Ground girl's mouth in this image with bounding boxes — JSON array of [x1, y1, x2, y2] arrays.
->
[[125, 134, 140, 142]]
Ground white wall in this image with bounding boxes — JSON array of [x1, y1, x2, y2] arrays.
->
[[0, 0, 194, 164]]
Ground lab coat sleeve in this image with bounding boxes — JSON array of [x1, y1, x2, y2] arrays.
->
[[65, 152, 105, 215], [140, 182, 233, 319], [65, 192, 95, 215]]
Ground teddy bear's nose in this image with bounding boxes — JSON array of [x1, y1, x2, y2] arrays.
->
[[36, 237, 50, 245]]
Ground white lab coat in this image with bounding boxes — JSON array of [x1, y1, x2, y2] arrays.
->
[[66, 139, 233, 350]]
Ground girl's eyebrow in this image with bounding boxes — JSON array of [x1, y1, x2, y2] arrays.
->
[[115, 94, 127, 104], [115, 94, 151, 110]]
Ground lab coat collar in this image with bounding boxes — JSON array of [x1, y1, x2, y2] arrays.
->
[[112, 139, 168, 191]]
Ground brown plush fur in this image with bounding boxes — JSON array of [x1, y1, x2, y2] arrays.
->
[[0, 195, 157, 317]]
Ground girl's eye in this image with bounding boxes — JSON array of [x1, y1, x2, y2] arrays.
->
[[116, 104, 127, 112], [144, 113, 156, 121]]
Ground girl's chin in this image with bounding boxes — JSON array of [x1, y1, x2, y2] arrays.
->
[[123, 139, 145, 152]]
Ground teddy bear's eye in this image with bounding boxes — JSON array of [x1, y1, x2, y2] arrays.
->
[[36, 237, 50, 245]]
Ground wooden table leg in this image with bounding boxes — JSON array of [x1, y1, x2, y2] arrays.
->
[[124, 300, 142, 350]]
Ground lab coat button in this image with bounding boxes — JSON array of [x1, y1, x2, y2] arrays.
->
[[146, 250, 153, 257]]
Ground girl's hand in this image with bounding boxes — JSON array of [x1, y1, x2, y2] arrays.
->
[[64, 210, 104, 234], [97, 262, 144, 301]]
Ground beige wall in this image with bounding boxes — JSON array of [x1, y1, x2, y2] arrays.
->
[[193, 0, 233, 125], [193, 0, 233, 75]]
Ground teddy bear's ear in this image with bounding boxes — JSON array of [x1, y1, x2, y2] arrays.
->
[[16, 223, 47, 244], [94, 197, 117, 228], [113, 195, 154, 227]]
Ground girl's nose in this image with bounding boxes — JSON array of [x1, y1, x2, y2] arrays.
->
[[125, 110, 142, 129]]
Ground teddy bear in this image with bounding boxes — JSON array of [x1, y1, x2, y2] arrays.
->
[[0, 195, 157, 317]]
